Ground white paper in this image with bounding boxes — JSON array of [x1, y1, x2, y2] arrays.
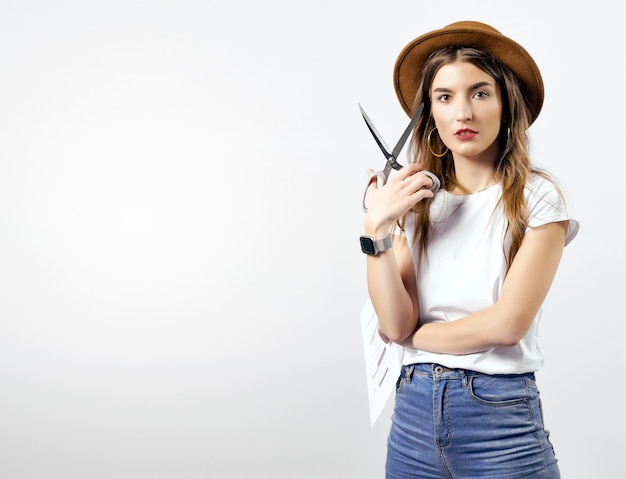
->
[[360, 298, 402, 428]]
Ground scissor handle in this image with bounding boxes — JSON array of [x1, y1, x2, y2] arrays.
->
[[362, 171, 387, 212], [361, 170, 441, 213]]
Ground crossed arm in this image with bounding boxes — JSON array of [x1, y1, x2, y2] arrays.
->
[[368, 221, 569, 354]]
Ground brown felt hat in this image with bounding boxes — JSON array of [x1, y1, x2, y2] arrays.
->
[[394, 21, 544, 125]]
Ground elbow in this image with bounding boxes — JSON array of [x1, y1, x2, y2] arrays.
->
[[373, 300, 419, 344], [385, 330, 412, 344], [378, 326, 409, 344], [497, 332, 524, 347], [493, 313, 533, 347], [379, 320, 416, 344]]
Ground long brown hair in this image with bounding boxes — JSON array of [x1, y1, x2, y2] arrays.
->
[[404, 46, 547, 269]]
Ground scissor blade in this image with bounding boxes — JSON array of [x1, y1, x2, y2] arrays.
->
[[358, 103, 392, 159], [390, 102, 424, 162]]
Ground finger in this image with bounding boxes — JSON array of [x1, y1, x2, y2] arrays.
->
[[394, 162, 423, 181], [420, 172, 434, 188], [419, 171, 440, 192], [409, 188, 435, 203], [401, 173, 437, 200], [403, 169, 437, 191]]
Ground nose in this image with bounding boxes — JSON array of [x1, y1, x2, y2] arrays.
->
[[455, 99, 472, 122]]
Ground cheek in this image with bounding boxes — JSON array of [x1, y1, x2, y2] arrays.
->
[[430, 103, 446, 123], [489, 101, 503, 124], [437, 128, 455, 145], [489, 108, 504, 135], [430, 108, 450, 135]]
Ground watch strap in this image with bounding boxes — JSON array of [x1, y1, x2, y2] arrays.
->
[[372, 235, 392, 254]]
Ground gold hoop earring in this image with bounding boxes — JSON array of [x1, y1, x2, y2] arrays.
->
[[427, 128, 449, 158]]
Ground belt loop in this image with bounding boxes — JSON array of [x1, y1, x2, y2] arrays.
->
[[406, 364, 415, 382], [462, 370, 468, 389]]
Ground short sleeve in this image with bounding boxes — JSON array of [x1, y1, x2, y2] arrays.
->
[[525, 175, 579, 246]]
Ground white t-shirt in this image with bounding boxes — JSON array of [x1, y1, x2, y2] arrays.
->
[[399, 174, 579, 374]]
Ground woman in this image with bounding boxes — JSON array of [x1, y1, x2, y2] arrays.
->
[[361, 21, 578, 478]]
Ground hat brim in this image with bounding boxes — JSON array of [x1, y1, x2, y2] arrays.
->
[[393, 22, 544, 125]]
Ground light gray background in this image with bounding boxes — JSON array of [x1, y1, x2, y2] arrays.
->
[[0, 1, 622, 478]]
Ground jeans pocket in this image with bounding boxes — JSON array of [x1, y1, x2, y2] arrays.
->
[[468, 375, 530, 406]]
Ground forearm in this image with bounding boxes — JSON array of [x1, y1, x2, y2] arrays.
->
[[362, 164, 437, 342], [366, 244, 418, 343], [399, 303, 522, 355]]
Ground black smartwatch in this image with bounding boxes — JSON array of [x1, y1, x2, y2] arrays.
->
[[360, 234, 392, 255]]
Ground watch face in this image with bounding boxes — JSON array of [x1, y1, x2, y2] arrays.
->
[[360, 236, 376, 255]]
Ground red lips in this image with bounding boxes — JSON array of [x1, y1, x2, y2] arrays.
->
[[455, 128, 478, 140]]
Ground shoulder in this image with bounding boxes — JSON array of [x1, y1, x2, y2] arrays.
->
[[524, 172, 579, 245], [525, 172, 561, 203]]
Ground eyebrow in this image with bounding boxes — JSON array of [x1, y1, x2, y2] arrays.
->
[[433, 81, 495, 93]]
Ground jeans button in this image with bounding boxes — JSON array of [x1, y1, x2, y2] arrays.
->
[[435, 366, 444, 375]]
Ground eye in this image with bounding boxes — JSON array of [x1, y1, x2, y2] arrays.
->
[[436, 94, 450, 102], [473, 90, 489, 99]]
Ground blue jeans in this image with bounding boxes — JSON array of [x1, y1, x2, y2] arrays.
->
[[386, 363, 560, 479]]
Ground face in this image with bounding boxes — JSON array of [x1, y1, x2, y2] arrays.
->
[[430, 61, 503, 164]]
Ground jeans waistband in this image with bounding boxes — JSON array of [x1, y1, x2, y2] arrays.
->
[[402, 363, 535, 380]]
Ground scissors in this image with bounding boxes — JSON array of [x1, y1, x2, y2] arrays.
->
[[359, 102, 440, 212]]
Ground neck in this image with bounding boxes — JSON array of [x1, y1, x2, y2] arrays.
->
[[449, 158, 497, 195]]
